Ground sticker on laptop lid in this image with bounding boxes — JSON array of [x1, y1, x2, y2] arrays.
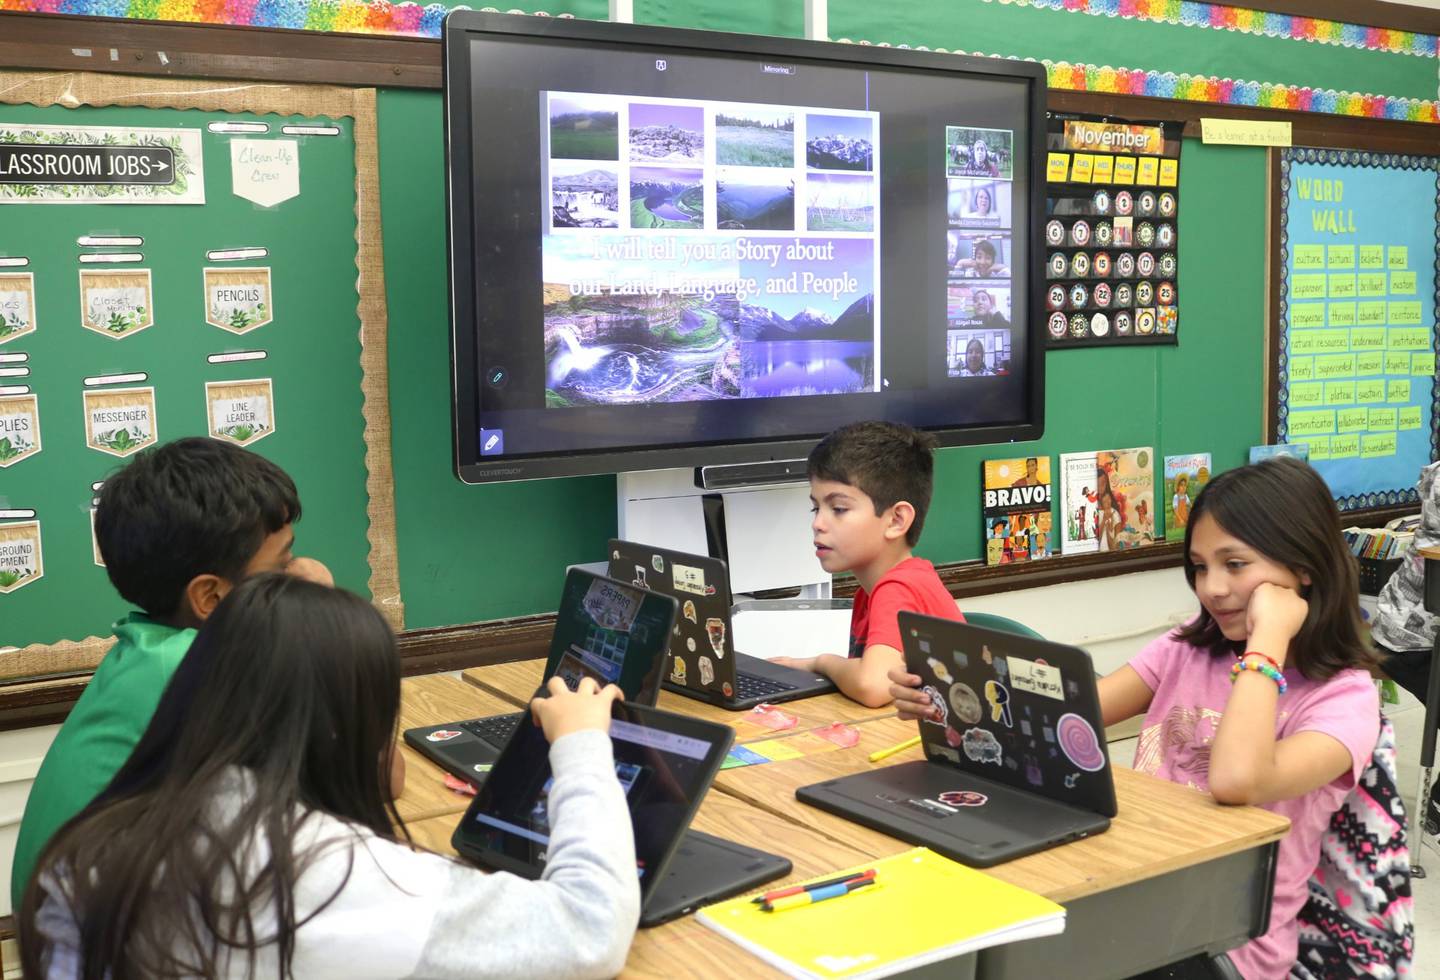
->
[[426, 729, 463, 742], [682, 599, 697, 624], [671, 657, 686, 684], [705, 617, 726, 659], [698, 656, 714, 685], [671, 562, 707, 595], [983, 680, 1012, 727], [1057, 712, 1106, 771], [651, 554, 664, 573], [961, 727, 1002, 765], [926, 656, 952, 683], [948, 682, 982, 724], [1007, 657, 1063, 700], [921, 685, 949, 727]]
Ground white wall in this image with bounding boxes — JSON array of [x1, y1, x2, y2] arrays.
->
[[0, 723, 61, 920]]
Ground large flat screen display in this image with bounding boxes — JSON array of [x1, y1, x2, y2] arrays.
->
[[445, 13, 1045, 483]]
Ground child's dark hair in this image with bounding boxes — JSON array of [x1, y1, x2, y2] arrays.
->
[[95, 437, 300, 616], [808, 421, 937, 546], [1175, 456, 1377, 680], [20, 574, 403, 978], [973, 239, 997, 260]]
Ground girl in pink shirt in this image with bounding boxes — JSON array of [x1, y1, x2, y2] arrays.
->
[[891, 457, 1384, 979]]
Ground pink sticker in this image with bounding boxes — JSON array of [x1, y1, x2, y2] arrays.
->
[[426, 729, 463, 742], [812, 722, 861, 748], [937, 790, 988, 807], [442, 773, 478, 797]]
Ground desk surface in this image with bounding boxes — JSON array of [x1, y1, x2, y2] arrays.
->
[[461, 660, 896, 732], [395, 674, 521, 822], [397, 672, 1290, 977]]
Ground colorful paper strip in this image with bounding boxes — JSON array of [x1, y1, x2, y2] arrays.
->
[[981, 0, 1440, 59]]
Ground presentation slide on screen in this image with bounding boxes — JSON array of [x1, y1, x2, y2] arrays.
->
[[541, 92, 880, 408]]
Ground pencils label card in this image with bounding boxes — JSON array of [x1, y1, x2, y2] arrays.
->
[[0, 271, 36, 345], [204, 267, 273, 333], [0, 520, 42, 593], [205, 378, 274, 446], [0, 392, 40, 467], [83, 386, 157, 457], [79, 269, 153, 339], [230, 139, 300, 208]]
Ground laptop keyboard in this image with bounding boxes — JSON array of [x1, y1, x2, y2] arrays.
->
[[735, 671, 799, 700], [459, 712, 522, 746]]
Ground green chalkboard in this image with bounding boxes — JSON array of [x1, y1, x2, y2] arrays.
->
[[0, 101, 372, 652]]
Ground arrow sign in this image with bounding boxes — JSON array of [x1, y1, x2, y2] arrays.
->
[[0, 144, 176, 186]]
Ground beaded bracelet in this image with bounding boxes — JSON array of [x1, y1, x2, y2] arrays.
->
[[1240, 651, 1283, 674], [1230, 658, 1288, 694]]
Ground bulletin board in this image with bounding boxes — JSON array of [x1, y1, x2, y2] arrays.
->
[[1272, 147, 1440, 511], [0, 71, 401, 677]]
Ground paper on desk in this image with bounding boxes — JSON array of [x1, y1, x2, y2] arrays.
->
[[730, 704, 799, 740], [721, 726, 859, 769]]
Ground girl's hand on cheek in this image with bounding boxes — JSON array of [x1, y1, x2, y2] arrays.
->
[[1245, 581, 1308, 655]]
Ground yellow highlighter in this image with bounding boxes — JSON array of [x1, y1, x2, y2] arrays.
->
[[868, 735, 921, 763]]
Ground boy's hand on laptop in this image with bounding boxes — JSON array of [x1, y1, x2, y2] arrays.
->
[[285, 556, 335, 587], [531, 676, 622, 743], [888, 664, 941, 723]]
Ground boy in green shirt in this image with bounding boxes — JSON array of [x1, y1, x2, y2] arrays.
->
[[11, 438, 330, 908]]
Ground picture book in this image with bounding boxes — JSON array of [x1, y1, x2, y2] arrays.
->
[[981, 456, 1053, 565], [1059, 447, 1157, 555], [1249, 443, 1309, 464], [697, 847, 1065, 979], [1162, 453, 1210, 543]]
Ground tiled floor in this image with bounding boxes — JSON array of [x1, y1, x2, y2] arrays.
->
[[1110, 695, 1435, 973]]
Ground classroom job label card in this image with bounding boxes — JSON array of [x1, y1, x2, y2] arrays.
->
[[206, 379, 275, 446], [83, 387, 157, 458], [0, 520, 42, 594], [230, 140, 299, 208]]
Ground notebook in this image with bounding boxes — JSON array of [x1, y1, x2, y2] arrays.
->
[[796, 616, 1115, 866], [403, 567, 676, 784], [452, 699, 791, 927], [608, 539, 835, 710], [698, 847, 1065, 979]]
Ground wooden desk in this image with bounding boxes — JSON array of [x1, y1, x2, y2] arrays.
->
[[399, 678, 1288, 979], [395, 674, 527, 822], [408, 784, 879, 979], [461, 660, 896, 733]]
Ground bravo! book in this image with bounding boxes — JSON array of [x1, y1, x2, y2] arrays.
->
[[1163, 453, 1210, 543], [982, 456, 1053, 565]]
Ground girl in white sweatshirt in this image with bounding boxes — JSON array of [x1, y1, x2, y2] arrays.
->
[[21, 573, 639, 979]]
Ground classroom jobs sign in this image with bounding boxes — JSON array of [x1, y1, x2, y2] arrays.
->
[[1278, 149, 1440, 509], [0, 124, 205, 205]]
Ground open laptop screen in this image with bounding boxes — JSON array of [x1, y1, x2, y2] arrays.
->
[[544, 568, 677, 705], [455, 701, 734, 900]]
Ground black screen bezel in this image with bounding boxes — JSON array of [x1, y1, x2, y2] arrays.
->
[[444, 12, 1048, 484]]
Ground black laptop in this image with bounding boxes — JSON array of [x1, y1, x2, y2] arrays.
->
[[404, 567, 676, 784], [797, 615, 1116, 867], [608, 539, 835, 710], [453, 698, 791, 927]]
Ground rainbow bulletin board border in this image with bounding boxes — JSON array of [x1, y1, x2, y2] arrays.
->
[[1276, 148, 1440, 511], [980, 1, 1440, 58], [0, 4, 1436, 123]]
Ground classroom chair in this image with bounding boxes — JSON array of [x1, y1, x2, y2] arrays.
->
[[1292, 713, 1414, 979], [959, 611, 1044, 640], [1406, 547, 1440, 878]]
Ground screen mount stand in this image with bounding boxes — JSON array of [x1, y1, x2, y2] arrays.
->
[[616, 467, 831, 598]]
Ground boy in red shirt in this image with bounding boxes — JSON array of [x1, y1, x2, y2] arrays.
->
[[773, 421, 963, 706]]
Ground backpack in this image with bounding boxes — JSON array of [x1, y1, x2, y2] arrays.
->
[[1291, 713, 1414, 979]]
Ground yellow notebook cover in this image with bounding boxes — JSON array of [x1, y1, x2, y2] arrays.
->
[[697, 848, 1065, 979]]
